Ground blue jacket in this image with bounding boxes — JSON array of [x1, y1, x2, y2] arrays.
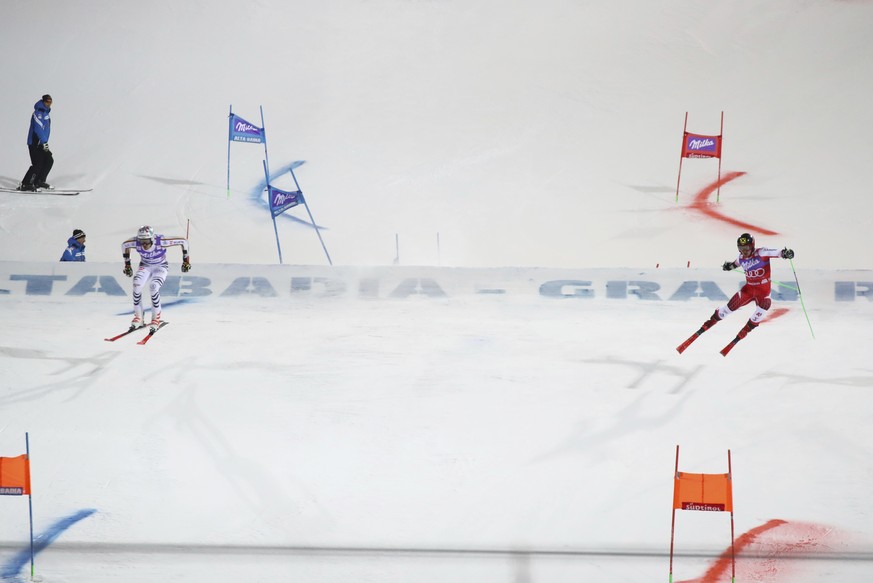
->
[[60, 237, 86, 262], [27, 100, 51, 146]]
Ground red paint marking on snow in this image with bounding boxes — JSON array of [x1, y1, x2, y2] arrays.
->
[[764, 307, 789, 321], [677, 519, 786, 583], [677, 519, 840, 583], [688, 171, 779, 236]]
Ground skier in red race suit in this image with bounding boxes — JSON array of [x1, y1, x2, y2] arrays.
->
[[697, 233, 795, 341]]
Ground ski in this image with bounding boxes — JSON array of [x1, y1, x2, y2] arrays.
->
[[676, 330, 704, 354], [105, 324, 148, 342], [720, 321, 758, 357], [0, 187, 91, 195], [720, 337, 742, 357], [676, 321, 716, 354], [137, 321, 170, 345]]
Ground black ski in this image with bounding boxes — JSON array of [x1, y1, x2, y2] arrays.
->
[[0, 187, 91, 195]]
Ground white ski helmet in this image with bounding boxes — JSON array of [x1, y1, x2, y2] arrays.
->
[[136, 225, 154, 243]]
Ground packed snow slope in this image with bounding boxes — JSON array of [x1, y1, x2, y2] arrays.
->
[[1, 262, 873, 583], [1, 0, 872, 268]]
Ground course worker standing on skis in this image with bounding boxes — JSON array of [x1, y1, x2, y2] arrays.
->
[[696, 233, 794, 339], [19, 94, 54, 191], [122, 225, 191, 328]]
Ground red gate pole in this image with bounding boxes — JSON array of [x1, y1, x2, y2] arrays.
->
[[675, 113, 688, 203], [728, 449, 736, 583], [668, 445, 680, 583], [716, 111, 725, 202]]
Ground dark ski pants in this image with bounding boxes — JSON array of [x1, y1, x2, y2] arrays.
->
[[22, 144, 54, 186]]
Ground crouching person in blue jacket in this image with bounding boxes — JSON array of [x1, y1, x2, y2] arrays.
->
[[60, 229, 86, 261]]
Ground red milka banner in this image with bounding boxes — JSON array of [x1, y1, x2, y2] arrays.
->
[[682, 132, 722, 159], [675, 112, 725, 202]]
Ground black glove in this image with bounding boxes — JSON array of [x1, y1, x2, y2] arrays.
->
[[781, 247, 794, 259], [123, 264, 133, 277], [41, 143, 50, 152], [722, 261, 735, 271], [181, 259, 191, 273]]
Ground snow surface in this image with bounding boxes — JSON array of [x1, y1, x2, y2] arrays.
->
[[2, 0, 873, 581]]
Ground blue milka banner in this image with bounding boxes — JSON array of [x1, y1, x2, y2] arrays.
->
[[269, 186, 303, 218], [228, 113, 264, 143]]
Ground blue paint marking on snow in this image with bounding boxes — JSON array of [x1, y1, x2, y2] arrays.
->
[[0, 508, 96, 581], [254, 161, 306, 202], [160, 297, 197, 308]]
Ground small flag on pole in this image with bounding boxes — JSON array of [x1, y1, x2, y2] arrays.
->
[[673, 470, 732, 512], [0, 454, 31, 496], [675, 111, 725, 201], [227, 106, 269, 198], [228, 113, 265, 143], [1, 434, 36, 579], [680, 132, 722, 159], [669, 445, 736, 583], [268, 186, 303, 218]]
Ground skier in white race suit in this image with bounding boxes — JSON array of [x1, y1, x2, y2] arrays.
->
[[122, 225, 191, 329]]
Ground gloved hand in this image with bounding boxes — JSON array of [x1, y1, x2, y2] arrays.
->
[[181, 259, 191, 273], [123, 264, 133, 277], [781, 247, 794, 259], [722, 261, 735, 271], [41, 143, 50, 152]]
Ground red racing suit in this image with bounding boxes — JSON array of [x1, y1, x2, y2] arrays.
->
[[724, 247, 783, 313]]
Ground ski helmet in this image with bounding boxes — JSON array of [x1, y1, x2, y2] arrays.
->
[[737, 233, 755, 257], [136, 225, 154, 243]]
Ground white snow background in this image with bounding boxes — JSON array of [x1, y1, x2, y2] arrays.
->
[[1, 0, 873, 581]]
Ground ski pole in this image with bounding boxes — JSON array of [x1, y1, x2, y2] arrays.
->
[[726, 264, 812, 338], [773, 280, 798, 292], [789, 258, 815, 339]]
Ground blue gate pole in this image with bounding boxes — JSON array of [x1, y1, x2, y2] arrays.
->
[[263, 161, 283, 264], [26, 432, 34, 579], [289, 166, 332, 266], [226, 105, 233, 198], [260, 106, 271, 186]]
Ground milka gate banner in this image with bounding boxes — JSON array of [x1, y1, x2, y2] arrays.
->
[[227, 105, 269, 198], [675, 111, 725, 202], [264, 161, 332, 266]]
